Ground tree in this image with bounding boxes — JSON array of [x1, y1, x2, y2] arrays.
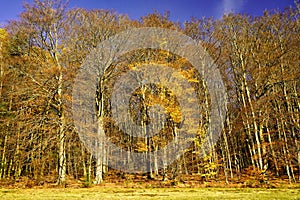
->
[[6, 0, 70, 185]]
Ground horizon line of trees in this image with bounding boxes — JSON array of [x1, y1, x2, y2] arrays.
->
[[0, 0, 299, 186]]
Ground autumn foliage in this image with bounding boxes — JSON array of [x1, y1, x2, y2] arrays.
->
[[0, 0, 299, 187]]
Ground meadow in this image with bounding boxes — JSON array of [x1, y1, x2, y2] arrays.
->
[[1, 187, 299, 200]]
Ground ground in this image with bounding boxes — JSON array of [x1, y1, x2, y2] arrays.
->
[[1, 187, 299, 200]]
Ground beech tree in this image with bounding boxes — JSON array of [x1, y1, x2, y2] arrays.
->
[[0, 0, 298, 186]]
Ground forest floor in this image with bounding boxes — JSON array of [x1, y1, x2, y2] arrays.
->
[[0, 172, 300, 199], [0, 186, 299, 200]]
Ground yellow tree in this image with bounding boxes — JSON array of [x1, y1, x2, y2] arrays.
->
[[6, 0, 70, 185]]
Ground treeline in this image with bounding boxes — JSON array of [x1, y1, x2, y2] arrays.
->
[[0, 0, 299, 186]]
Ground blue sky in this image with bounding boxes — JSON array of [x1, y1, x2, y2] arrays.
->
[[0, 0, 297, 25]]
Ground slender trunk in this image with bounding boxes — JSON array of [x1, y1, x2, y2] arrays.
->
[[82, 146, 88, 182], [14, 126, 21, 179], [243, 64, 263, 170], [224, 116, 233, 179], [162, 141, 168, 180], [95, 77, 106, 184], [239, 82, 257, 168], [57, 67, 66, 185], [0, 134, 7, 179], [221, 145, 229, 184], [154, 145, 159, 176], [266, 120, 279, 176], [230, 131, 241, 179], [88, 154, 92, 183], [95, 153, 103, 184], [95, 117, 104, 184], [57, 118, 66, 185], [277, 116, 293, 183]]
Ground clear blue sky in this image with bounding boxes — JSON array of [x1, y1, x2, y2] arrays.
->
[[0, 0, 297, 25]]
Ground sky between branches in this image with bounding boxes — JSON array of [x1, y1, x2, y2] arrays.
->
[[0, 0, 297, 26]]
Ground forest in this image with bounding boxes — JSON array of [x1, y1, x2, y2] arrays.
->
[[0, 0, 299, 188]]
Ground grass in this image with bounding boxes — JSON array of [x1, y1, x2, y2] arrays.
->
[[0, 187, 299, 200]]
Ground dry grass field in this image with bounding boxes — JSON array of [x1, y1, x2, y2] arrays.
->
[[0, 187, 299, 200]]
